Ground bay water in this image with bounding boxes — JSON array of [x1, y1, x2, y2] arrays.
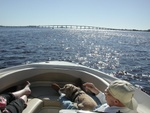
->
[[0, 27, 150, 95]]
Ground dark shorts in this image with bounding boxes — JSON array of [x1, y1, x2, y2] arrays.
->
[[1, 93, 26, 113]]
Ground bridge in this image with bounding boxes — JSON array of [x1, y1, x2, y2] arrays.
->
[[0, 25, 124, 31], [38, 25, 113, 30]]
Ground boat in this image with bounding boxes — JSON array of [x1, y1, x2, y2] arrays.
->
[[0, 61, 150, 113]]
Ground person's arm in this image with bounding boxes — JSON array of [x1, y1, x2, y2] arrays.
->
[[83, 82, 106, 104], [83, 82, 100, 95]]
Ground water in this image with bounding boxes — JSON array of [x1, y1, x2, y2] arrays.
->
[[0, 27, 150, 95]]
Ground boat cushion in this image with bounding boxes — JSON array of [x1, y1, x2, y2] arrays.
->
[[22, 98, 43, 113]]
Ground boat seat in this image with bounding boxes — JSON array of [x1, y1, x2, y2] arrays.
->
[[30, 85, 61, 104], [22, 98, 43, 113]]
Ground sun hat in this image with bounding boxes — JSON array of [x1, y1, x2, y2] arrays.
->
[[107, 80, 138, 110]]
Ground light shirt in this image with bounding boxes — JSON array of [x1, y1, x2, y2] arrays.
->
[[94, 92, 137, 113]]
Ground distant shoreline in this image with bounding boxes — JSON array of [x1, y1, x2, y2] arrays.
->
[[0, 25, 149, 32]]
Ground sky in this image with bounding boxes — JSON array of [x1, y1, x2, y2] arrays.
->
[[0, 0, 150, 30]]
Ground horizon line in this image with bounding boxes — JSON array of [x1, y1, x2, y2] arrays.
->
[[0, 25, 149, 31]]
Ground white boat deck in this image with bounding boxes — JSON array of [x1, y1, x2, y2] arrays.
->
[[0, 61, 150, 113]]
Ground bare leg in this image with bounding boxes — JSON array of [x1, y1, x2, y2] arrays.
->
[[20, 95, 28, 104], [12, 81, 31, 98]]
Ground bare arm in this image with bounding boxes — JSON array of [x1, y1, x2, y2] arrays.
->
[[83, 82, 100, 95]]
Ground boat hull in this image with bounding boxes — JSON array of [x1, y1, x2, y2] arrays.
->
[[0, 61, 149, 113]]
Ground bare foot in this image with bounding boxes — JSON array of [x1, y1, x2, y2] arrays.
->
[[24, 81, 31, 95]]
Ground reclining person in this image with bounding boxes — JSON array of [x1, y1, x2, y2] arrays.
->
[[52, 80, 138, 113], [0, 81, 31, 113]]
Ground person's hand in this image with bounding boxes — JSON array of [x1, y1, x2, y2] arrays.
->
[[0, 96, 6, 110], [83, 82, 100, 95]]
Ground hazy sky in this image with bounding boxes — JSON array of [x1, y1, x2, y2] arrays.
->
[[0, 0, 150, 30]]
